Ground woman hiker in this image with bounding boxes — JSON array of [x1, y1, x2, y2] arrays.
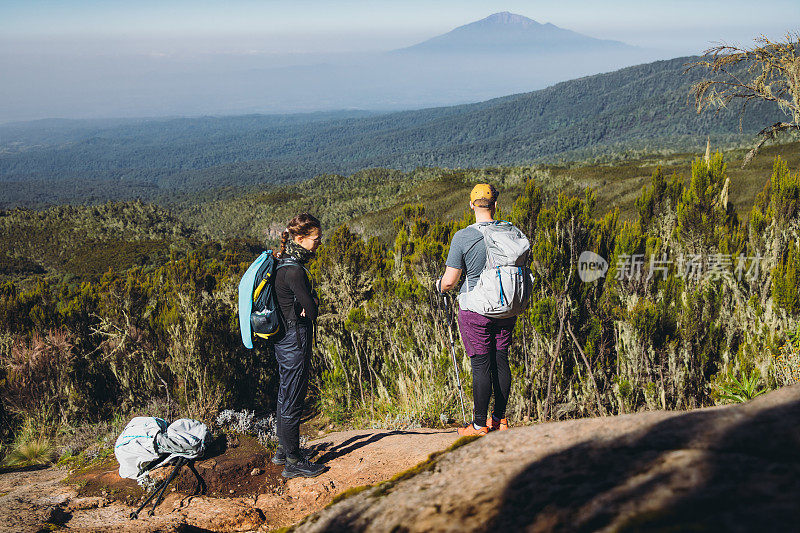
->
[[271, 213, 326, 478]]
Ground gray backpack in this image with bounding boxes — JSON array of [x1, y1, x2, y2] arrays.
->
[[458, 221, 533, 318], [115, 417, 210, 519], [115, 417, 210, 480]]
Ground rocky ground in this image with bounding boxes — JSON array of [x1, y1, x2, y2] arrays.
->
[[299, 384, 800, 532], [0, 428, 459, 532], [3, 384, 799, 532]]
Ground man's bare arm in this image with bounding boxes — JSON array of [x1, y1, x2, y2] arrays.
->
[[437, 266, 462, 292]]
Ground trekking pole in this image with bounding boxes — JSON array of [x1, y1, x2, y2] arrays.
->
[[441, 292, 468, 424], [148, 458, 187, 516], [131, 476, 167, 519], [187, 460, 207, 495], [130, 458, 186, 519]]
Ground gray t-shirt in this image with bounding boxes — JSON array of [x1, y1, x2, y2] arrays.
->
[[446, 222, 497, 293]]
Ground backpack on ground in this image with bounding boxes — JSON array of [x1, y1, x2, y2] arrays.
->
[[458, 221, 533, 318], [114, 417, 210, 519]]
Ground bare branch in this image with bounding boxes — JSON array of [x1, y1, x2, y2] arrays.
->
[[688, 33, 800, 166], [742, 122, 800, 167]]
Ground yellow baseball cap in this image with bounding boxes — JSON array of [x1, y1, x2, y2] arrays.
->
[[470, 183, 498, 206]]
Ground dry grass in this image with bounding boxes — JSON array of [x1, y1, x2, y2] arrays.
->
[[4, 438, 54, 467]]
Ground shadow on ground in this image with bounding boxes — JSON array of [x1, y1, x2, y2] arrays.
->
[[313, 431, 438, 463], [306, 387, 800, 532], [0, 463, 49, 475], [483, 395, 800, 532]]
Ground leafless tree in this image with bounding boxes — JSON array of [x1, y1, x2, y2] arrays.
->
[[687, 33, 800, 167]]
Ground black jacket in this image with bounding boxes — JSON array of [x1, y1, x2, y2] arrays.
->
[[275, 261, 318, 324]]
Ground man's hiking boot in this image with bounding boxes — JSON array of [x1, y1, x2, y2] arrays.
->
[[488, 417, 509, 432], [272, 447, 312, 465], [457, 422, 489, 437], [281, 457, 326, 479]]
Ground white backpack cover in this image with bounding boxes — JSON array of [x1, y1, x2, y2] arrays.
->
[[458, 221, 533, 318], [114, 417, 210, 480], [115, 417, 168, 479]]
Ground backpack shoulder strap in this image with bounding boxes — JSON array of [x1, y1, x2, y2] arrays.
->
[[471, 220, 507, 233], [471, 221, 499, 268], [276, 257, 306, 272], [470, 221, 488, 233], [276, 258, 312, 289]]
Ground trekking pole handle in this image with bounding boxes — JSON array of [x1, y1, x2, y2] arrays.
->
[[442, 292, 456, 327]]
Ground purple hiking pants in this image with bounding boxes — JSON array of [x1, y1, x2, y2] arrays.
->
[[457, 309, 516, 357]]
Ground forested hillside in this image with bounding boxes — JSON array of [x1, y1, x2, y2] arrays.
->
[[0, 55, 786, 207], [2, 144, 800, 468], [183, 141, 800, 242]]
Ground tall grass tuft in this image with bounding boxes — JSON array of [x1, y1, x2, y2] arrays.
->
[[4, 438, 54, 467]]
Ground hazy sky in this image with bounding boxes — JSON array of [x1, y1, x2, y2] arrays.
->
[[1, 1, 797, 122], [2, 0, 798, 54]]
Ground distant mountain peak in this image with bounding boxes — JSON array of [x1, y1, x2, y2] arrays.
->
[[395, 12, 631, 54], [478, 12, 542, 26]]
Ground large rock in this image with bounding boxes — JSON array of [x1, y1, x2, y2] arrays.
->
[[298, 384, 800, 532]]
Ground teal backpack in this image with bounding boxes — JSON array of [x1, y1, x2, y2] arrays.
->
[[238, 251, 299, 348]]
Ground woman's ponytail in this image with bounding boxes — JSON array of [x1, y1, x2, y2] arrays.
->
[[278, 230, 290, 258]]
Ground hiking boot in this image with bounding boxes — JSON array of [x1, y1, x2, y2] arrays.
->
[[457, 422, 489, 437], [272, 447, 312, 465], [281, 457, 326, 479], [488, 416, 509, 432]]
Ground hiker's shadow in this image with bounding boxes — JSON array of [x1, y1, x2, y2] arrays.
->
[[312, 431, 435, 463], [0, 464, 49, 474], [310, 389, 800, 532]]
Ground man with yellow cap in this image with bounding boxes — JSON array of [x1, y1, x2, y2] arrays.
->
[[437, 183, 527, 436]]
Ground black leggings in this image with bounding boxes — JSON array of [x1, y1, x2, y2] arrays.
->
[[274, 321, 312, 459], [470, 349, 511, 427]]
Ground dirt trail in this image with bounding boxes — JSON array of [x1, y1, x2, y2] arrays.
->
[[0, 428, 459, 532]]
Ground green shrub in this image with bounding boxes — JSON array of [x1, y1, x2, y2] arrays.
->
[[715, 369, 766, 404]]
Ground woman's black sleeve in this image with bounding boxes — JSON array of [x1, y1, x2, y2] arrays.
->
[[285, 267, 318, 321]]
